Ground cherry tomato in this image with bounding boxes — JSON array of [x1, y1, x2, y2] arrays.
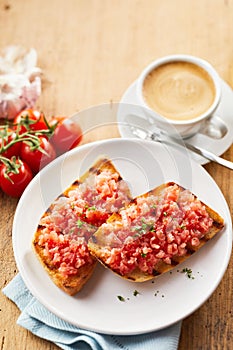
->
[[49, 117, 82, 155], [20, 136, 56, 174], [0, 159, 33, 198], [13, 109, 48, 134], [0, 128, 21, 158]]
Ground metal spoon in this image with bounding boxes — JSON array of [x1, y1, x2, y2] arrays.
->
[[199, 116, 228, 139], [124, 115, 233, 170]]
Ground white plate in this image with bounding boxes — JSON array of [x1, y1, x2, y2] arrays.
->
[[118, 79, 233, 165], [13, 138, 232, 335]]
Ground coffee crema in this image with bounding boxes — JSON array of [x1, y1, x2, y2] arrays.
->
[[142, 61, 216, 121]]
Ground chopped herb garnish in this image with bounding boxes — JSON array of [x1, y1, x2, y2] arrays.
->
[[134, 226, 142, 232], [132, 232, 141, 238], [84, 204, 97, 211], [181, 267, 195, 279], [141, 253, 147, 258], [117, 295, 125, 302], [76, 219, 84, 228], [133, 290, 140, 296], [141, 222, 148, 231], [163, 211, 167, 216], [132, 219, 155, 235], [87, 206, 96, 211], [154, 290, 165, 298]]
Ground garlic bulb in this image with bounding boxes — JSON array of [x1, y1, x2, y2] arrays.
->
[[0, 46, 42, 119]]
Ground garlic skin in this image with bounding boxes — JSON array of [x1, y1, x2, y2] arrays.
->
[[0, 46, 42, 120]]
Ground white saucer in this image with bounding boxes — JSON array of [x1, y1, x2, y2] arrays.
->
[[118, 78, 233, 165]]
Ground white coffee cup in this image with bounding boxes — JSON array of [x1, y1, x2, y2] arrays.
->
[[136, 54, 221, 138]]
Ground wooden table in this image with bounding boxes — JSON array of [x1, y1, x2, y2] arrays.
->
[[1, 1, 232, 349]]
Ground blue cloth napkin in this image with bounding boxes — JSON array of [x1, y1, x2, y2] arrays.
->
[[2, 274, 181, 350]]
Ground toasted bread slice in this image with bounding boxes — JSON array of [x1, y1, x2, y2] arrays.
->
[[32, 157, 132, 295], [88, 182, 224, 282], [33, 225, 97, 295]]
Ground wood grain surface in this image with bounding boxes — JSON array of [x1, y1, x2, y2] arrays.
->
[[0, 1, 233, 349]]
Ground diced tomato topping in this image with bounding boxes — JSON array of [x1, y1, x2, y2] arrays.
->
[[100, 184, 214, 276], [37, 168, 131, 276]]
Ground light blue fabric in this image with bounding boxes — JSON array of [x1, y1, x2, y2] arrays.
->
[[2, 274, 182, 350]]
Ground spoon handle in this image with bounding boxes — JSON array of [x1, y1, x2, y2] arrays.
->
[[154, 133, 233, 170], [130, 124, 233, 170], [176, 138, 233, 170]]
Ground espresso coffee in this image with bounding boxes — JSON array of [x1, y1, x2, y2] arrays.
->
[[142, 61, 216, 121]]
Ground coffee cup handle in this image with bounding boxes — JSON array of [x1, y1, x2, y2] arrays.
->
[[199, 115, 228, 139]]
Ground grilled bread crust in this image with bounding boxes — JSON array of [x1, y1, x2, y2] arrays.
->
[[88, 182, 224, 282], [32, 157, 131, 295], [33, 226, 97, 295]]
